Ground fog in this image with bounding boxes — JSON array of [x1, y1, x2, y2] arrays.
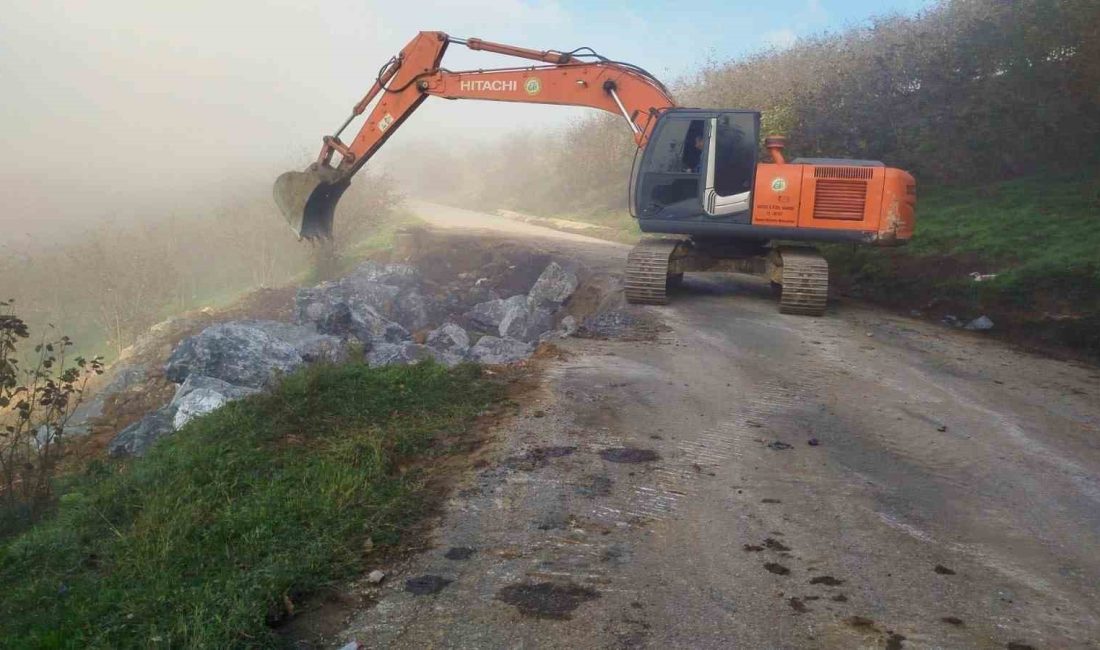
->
[[0, 0, 717, 245]]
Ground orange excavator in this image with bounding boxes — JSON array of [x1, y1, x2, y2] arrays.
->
[[275, 31, 916, 315]]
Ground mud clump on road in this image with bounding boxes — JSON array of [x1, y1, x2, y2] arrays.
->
[[933, 564, 956, 575], [845, 616, 875, 628], [886, 632, 907, 649], [763, 537, 791, 552], [764, 562, 791, 575], [496, 582, 601, 620], [788, 597, 808, 613], [809, 575, 844, 586], [444, 547, 476, 560], [599, 447, 660, 463], [404, 575, 453, 596]]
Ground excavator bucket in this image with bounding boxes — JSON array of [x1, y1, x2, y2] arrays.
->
[[273, 165, 350, 240]]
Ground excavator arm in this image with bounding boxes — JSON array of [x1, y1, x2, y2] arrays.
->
[[274, 31, 676, 239]]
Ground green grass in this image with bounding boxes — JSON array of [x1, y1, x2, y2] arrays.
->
[[0, 360, 502, 649], [826, 167, 1100, 355], [902, 169, 1100, 289]]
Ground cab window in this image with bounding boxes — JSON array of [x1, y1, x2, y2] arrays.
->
[[712, 113, 756, 196]]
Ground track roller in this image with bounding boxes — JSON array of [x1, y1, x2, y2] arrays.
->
[[624, 239, 686, 305], [775, 247, 829, 316]]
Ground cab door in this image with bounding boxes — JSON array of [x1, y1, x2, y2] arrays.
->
[[700, 111, 758, 223]]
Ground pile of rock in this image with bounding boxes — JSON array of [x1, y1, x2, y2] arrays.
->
[[106, 260, 579, 457]]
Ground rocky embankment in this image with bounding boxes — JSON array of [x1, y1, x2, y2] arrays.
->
[[103, 258, 580, 457]]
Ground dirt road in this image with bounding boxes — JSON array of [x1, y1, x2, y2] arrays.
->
[[343, 202, 1100, 649]]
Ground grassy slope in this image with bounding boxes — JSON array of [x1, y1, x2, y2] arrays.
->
[[826, 168, 1100, 356], [0, 361, 501, 649]]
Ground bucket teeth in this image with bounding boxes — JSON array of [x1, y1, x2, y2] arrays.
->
[[624, 239, 683, 305], [777, 247, 829, 316]]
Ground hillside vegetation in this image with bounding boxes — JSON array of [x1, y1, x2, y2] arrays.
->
[[0, 361, 502, 648], [0, 174, 402, 365]]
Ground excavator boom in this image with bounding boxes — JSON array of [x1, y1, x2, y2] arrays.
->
[[274, 31, 675, 239]]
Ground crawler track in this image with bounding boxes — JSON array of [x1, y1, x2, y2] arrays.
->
[[624, 239, 683, 305], [777, 247, 829, 316]]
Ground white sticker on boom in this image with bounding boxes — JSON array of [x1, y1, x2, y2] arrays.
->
[[378, 113, 395, 132]]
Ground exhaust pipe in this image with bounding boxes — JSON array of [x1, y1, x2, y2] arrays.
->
[[273, 164, 350, 240], [765, 135, 787, 165]]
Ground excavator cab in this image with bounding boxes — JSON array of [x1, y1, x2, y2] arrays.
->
[[631, 109, 760, 226]]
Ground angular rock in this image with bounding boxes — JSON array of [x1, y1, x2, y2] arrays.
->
[[425, 323, 470, 357], [296, 284, 352, 334], [497, 295, 532, 338], [165, 322, 305, 388], [366, 570, 386, 585], [394, 290, 431, 331], [297, 261, 427, 334], [499, 298, 555, 343], [366, 342, 438, 367], [540, 315, 578, 343], [467, 336, 534, 365], [243, 320, 347, 363], [464, 298, 510, 332], [527, 262, 578, 309], [170, 374, 260, 429], [558, 315, 578, 337], [964, 315, 994, 331], [347, 302, 410, 347], [107, 405, 176, 457]]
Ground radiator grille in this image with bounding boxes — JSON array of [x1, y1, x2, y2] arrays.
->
[[813, 179, 867, 220], [814, 166, 874, 180]]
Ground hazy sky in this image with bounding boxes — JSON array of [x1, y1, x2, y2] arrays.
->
[[0, 0, 933, 242]]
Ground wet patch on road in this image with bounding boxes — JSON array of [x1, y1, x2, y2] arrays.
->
[[506, 446, 577, 471], [496, 582, 601, 620], [886, 632, 906, 649], [575, 474, 613, 497], [846, 616, 875, 628], [933, 564, 956, 575], [444, 547, 476, 560], [831, 594, 848, 602], [600, 447, 659, 463], [743, 544, 765, 552], [764, 562, 791, 575], [405, 575, 453, 596], [941, 616, 964, 626], [1005, 643, 1035, 650]]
